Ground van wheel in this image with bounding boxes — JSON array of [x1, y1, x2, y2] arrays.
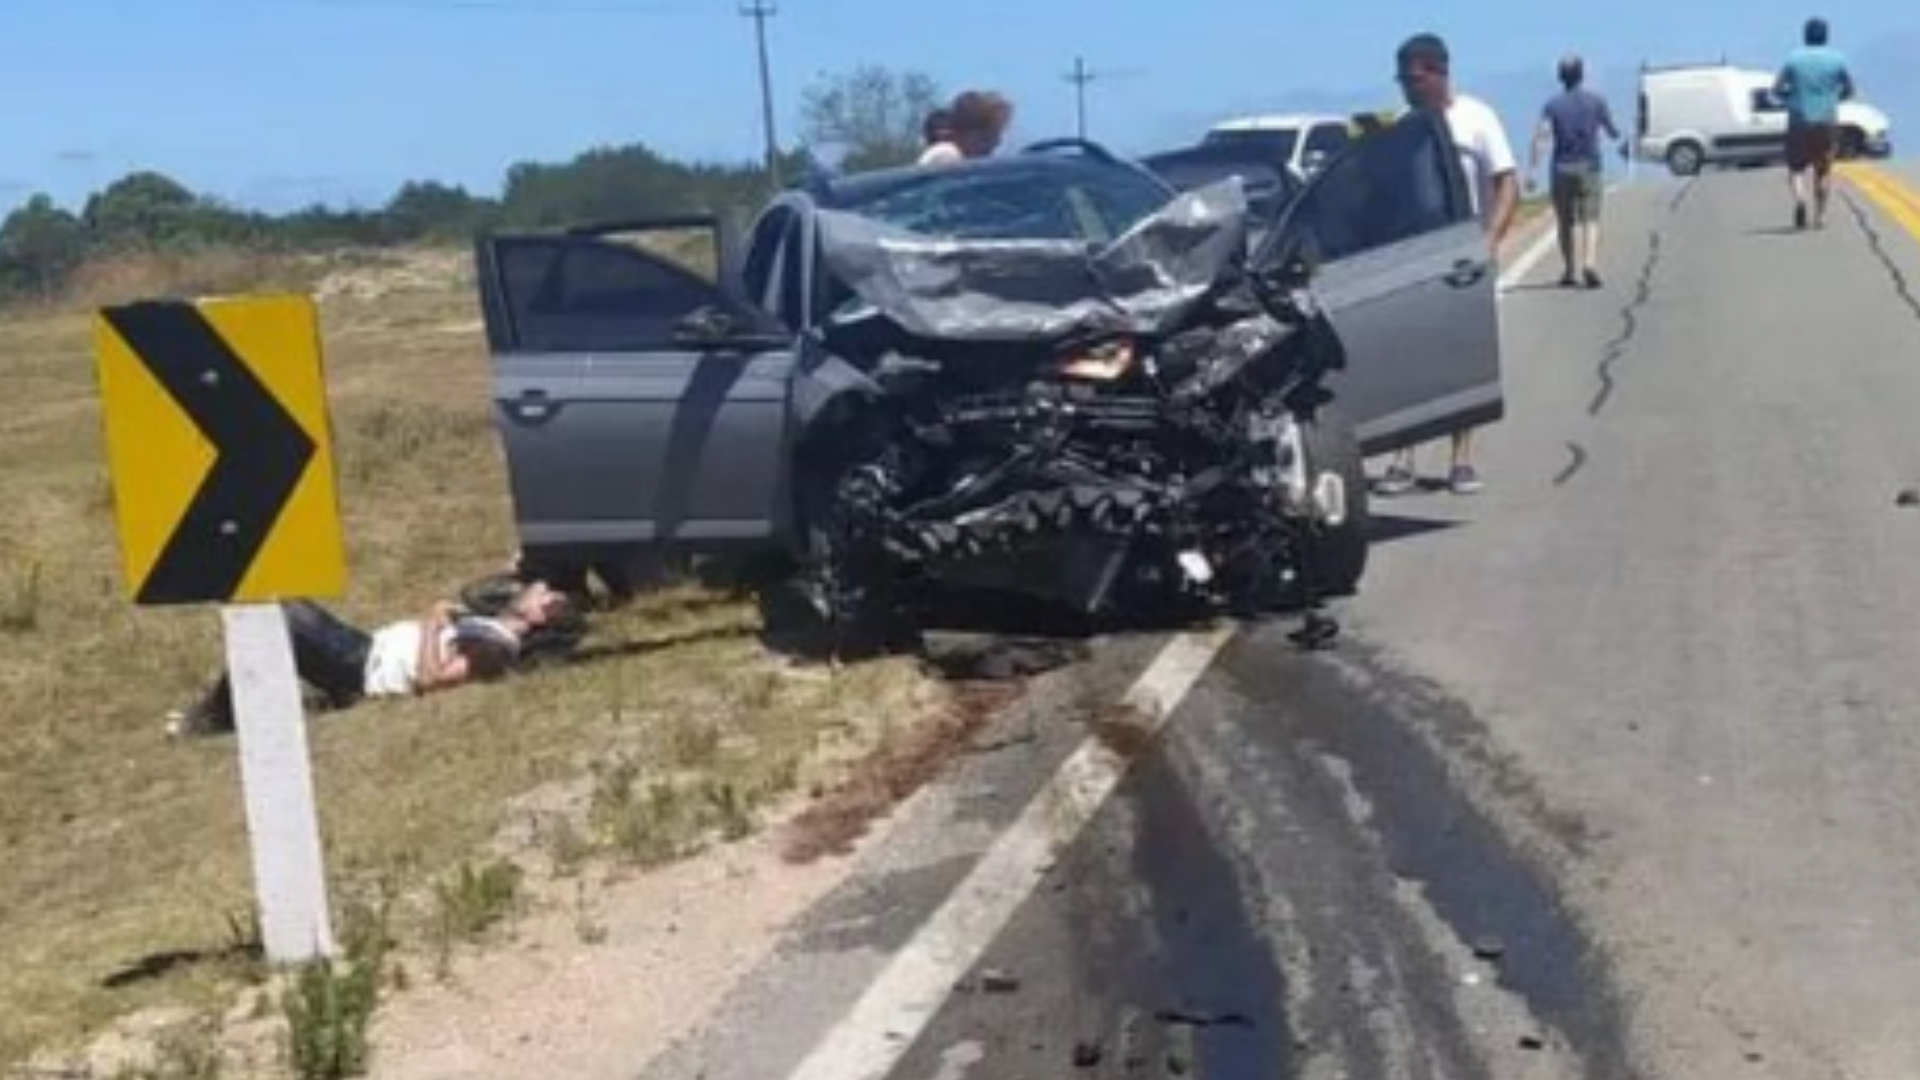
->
[[1666, 141, 1705, 177], [1839, 127, 1867, 160]]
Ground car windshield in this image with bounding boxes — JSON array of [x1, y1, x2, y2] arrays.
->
[[1142, 145, 1301, 223], [836, 161, 1173, 244], [1203, 127, 1303, 163]]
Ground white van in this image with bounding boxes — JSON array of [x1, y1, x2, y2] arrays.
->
[[1637, 63, 1892, 176]]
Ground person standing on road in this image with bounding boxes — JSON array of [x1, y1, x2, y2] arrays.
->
[[1775, 17, 1855, 230], [1376, 33, 1520, 498], [1529, 55, 1620, 289]]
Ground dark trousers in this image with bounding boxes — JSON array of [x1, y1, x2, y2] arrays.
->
[[197, 601, 373, 731]]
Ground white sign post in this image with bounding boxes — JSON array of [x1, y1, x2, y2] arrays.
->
[[222, 603, 336, 962]]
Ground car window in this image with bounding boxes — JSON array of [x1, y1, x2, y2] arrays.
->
[[1752, 88, 1785, 114], [495, 238, 725, 352], [776, 213, 806, 329], [1142, 147, 1301, 228], [1274, 114, 1466, 264], [1204, 128, 1302, 166], [1306, 124, 1351, 158], [741, 209, 788, 313]]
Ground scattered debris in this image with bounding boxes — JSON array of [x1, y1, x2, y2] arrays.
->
[[979, 967, 1021, 994], [1155, 1008, 1254, 1030], [1072, 1038, 1105, 1068], [1519, 1034, 1548, 1051], [1470, 934, 1507, 962], [1897, 489, 1920, 508]]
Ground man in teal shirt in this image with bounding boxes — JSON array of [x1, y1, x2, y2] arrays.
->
[[1774, 17, 1856, 230]]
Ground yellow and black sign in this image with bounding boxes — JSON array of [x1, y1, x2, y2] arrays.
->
[[94, 296, 346, 605]]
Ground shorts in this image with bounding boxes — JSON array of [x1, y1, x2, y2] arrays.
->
[[1787, 123, 1837, 173], [1551, 166, 1604, 224]]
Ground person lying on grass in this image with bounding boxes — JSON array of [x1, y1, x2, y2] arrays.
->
[[167, 581, 572, 739]]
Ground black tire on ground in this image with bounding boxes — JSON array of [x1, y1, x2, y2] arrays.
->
[[1666, 140, 1705, 177], [1300, 408, 1370, 597], [1839, 127, 1867, 161]]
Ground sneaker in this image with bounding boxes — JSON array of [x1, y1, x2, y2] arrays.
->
[[1374, 464, 1417, 497], [1560, 272, 1579, 289], [164, 704, 228, 740], [1584, 269, 1603, 289], [1448, 465, 1485, 496]]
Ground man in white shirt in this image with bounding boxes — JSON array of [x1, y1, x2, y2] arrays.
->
[[1376, 33, 1519, 497]]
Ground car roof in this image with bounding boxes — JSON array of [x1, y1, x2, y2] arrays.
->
[[1208, 114, 1347, 133]]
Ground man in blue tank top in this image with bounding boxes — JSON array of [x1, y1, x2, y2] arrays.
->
[[1774, 17, 1856, 230]]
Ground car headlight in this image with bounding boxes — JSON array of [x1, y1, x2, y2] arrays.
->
[[1057, 338, 1137, 382]]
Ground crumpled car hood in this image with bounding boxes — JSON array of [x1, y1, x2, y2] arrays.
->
[[815, 179, 1249, 343]]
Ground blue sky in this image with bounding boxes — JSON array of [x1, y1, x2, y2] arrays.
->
[[2, 0, 1916, 213]]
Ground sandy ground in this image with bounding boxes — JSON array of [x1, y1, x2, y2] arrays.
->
[[364, 831, 855, 1080]]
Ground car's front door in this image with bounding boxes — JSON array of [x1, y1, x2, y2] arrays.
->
[[1264, 111, 1503, 455], [474, 217, 796, 554]]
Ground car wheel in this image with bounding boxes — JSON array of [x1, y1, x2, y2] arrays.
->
[[1839, 127, 1867, 161], [1666, 141, 1705, 177], [1299, 408, 1370, 597]]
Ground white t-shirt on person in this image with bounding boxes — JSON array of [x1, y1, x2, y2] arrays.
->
[[362, 620, 456, 698], [917, 142, 964, 167], [1443, 93, 1518, 221]]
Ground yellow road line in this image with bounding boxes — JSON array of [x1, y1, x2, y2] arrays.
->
[[1843, 163, 1920, 242]]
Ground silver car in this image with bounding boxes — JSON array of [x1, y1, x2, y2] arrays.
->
[[473, 113, 1501, 637]]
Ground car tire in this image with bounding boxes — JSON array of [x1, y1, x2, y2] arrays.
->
[[1299, 408, 1370, 597], [1666, 140, 1705, 177], [1839, 127, 1867, 161]]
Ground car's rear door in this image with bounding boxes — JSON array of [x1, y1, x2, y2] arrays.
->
[[474, 216, 796, 553], [1263, 111, 1502, 454]]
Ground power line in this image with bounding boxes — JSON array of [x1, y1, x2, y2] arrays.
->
[[741, 1, 782, 186]]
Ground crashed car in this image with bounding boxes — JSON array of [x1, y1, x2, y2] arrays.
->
[[474, 113, 1502, 642]]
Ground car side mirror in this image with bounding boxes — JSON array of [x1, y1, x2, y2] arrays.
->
[[1304, 150, 1329, 173], [673, 305, 739, 346]]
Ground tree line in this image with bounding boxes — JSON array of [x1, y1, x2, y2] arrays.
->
[[0, 65, 943, 304]]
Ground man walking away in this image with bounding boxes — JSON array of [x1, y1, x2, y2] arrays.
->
[[1376, 33, 1519, 497], [1530, 55, 1619, 288], [1775, 17, 1855, 230]]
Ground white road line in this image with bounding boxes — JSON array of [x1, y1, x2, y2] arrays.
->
[[783, 627, 1237, 1080], [1500, 223, 1559, 292]]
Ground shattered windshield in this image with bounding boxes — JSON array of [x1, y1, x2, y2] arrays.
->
[[834, 161, 1173, 244], [817, 179, 1249, 341]]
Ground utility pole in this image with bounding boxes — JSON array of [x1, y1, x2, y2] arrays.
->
[[741, 1, 782, 187], [1067, 56, 1094, 141]]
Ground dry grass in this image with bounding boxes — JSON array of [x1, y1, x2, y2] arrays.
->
[[0, 247, 945, 1069]]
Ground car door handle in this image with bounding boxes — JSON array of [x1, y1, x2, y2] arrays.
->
[[505, 389, 558, 425], [1444, 259, 1488, 289]]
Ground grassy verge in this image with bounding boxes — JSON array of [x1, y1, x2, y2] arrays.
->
[[0, 250, 943, 1069]]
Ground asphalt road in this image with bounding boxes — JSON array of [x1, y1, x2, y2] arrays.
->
[[644, 162, 1920, 1080]]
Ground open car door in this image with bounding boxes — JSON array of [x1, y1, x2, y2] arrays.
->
[[1260, 111, 1503, 454], [474, 217, 796, 558]]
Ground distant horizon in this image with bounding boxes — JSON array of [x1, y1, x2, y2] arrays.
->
[[1, 0, 1914, 216]]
